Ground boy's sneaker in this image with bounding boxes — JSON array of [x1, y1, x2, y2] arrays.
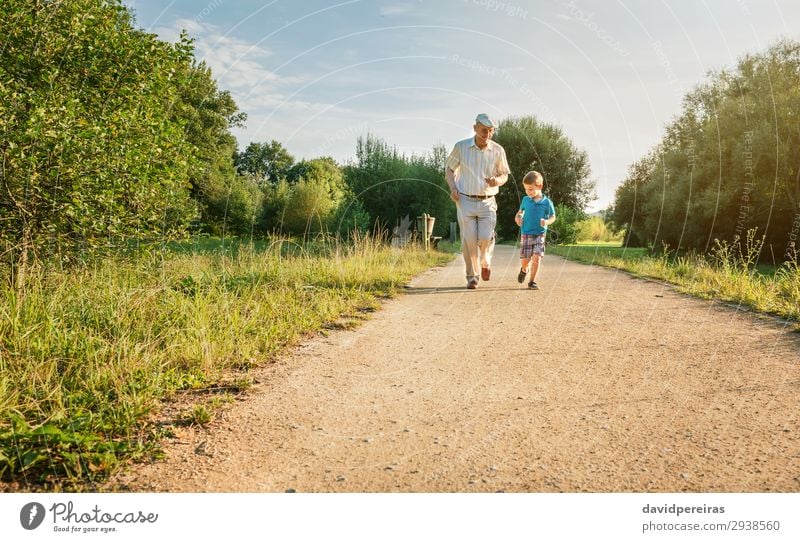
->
[[528, 281, 539, 290], [517, 268, 527, 283]]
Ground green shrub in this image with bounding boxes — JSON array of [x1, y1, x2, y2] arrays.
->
[[576, 216, 624, 243], [552, 204, 585, 244]]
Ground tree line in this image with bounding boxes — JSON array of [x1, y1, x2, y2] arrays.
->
[[610, 40, 800, 263], [1, 0, 596, 290]]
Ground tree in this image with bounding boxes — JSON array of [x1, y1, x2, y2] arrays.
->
[[343, 134, 455, 237], [491, 116, 595, 240], [172, 59, 247, 234], [274, 158, 347, 236], [611, 39, 800, 260], [611, 150, 660, 247], [235, 140, 294, 185], [211, 173, 263, 239], [0, 0, 197, 289]]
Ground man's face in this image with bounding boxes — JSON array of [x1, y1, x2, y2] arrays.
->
[[524, 183, 542, 198], [473, 123, 495, 146]]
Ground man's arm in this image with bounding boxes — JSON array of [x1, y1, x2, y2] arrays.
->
[[445, 167, 459, 203], [487, 146, 511, 187], [445, 144, 461, 203]]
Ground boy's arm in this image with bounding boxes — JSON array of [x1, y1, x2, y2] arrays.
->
[[544, 202, 556, 225], [515, 200, 526, 226]]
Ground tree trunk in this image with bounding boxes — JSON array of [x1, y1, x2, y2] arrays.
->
[[14, 226, 30, 299]]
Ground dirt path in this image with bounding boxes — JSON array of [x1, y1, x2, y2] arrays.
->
[[109, 245, 800, 492]]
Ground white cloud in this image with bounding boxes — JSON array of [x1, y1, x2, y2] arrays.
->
[[152, 18, 344, 126], [379, 2, 417, 16], [156, 19, 283, 92]]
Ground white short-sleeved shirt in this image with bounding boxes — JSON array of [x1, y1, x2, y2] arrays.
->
[[446, 137, 510, 196]]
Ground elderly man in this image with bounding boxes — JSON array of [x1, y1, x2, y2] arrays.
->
[[445, 114, 511, 289]]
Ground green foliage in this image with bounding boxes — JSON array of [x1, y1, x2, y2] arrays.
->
[[328, 195, 372, 238], [217, 174, 264, 238], [259, 157, 358, 236], [173, 59, 247, 235], [492, 116, 595, 240], [611, 40, 800, 260], [0, 0, 197, 281], [236, 140, 294, 184], [551, 204, 586, 245], [343, 135, 455, 236], [185, 405, 213, 427], [576, 216, 624, 243], [282, 158, 343, 235]]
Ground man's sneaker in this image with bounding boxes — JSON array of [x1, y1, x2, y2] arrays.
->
[[528, 281, 539, 290], [467, 279, 478, 290], [517, 268, 527, 283], [480, 267, 491, 281]]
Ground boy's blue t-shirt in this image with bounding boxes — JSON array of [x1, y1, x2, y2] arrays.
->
[[519, 195, 556, 235]]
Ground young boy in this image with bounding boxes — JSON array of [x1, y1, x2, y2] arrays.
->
[[514, 171, 556, 289]]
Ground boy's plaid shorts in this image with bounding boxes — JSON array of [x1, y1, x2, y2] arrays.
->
[[520, 233, 546, 258]]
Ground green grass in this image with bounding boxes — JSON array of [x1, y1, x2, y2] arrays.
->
[[549, 244, 648, 262], [550, 241, 800, 328], [436, 239, 461, 254], [0, 234, 451, 489]]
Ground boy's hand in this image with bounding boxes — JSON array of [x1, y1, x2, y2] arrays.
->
[[540, 218, 546, 227], [515, 212, 522, 227]]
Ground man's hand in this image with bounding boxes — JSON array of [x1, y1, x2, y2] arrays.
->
[[450, 188, 459, 203], [485, 176, 499, 187]]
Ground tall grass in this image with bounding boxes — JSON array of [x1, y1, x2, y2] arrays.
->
[[550, 230, 800, 327], [575, 216, 624, 244], [0, 234, 452, 488]]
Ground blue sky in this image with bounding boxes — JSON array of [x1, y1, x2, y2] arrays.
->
[[124, 0, 800, 211]]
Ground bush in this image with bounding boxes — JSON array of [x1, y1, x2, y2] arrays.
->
[[0, 0, 198, 284], [552, 204, 585, 244], [576, 216, 624, 243]]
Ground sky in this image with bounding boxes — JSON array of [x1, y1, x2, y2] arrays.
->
[[123, 0, 800, 212]]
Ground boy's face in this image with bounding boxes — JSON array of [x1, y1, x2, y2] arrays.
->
[[524, 183, 543, 197]]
